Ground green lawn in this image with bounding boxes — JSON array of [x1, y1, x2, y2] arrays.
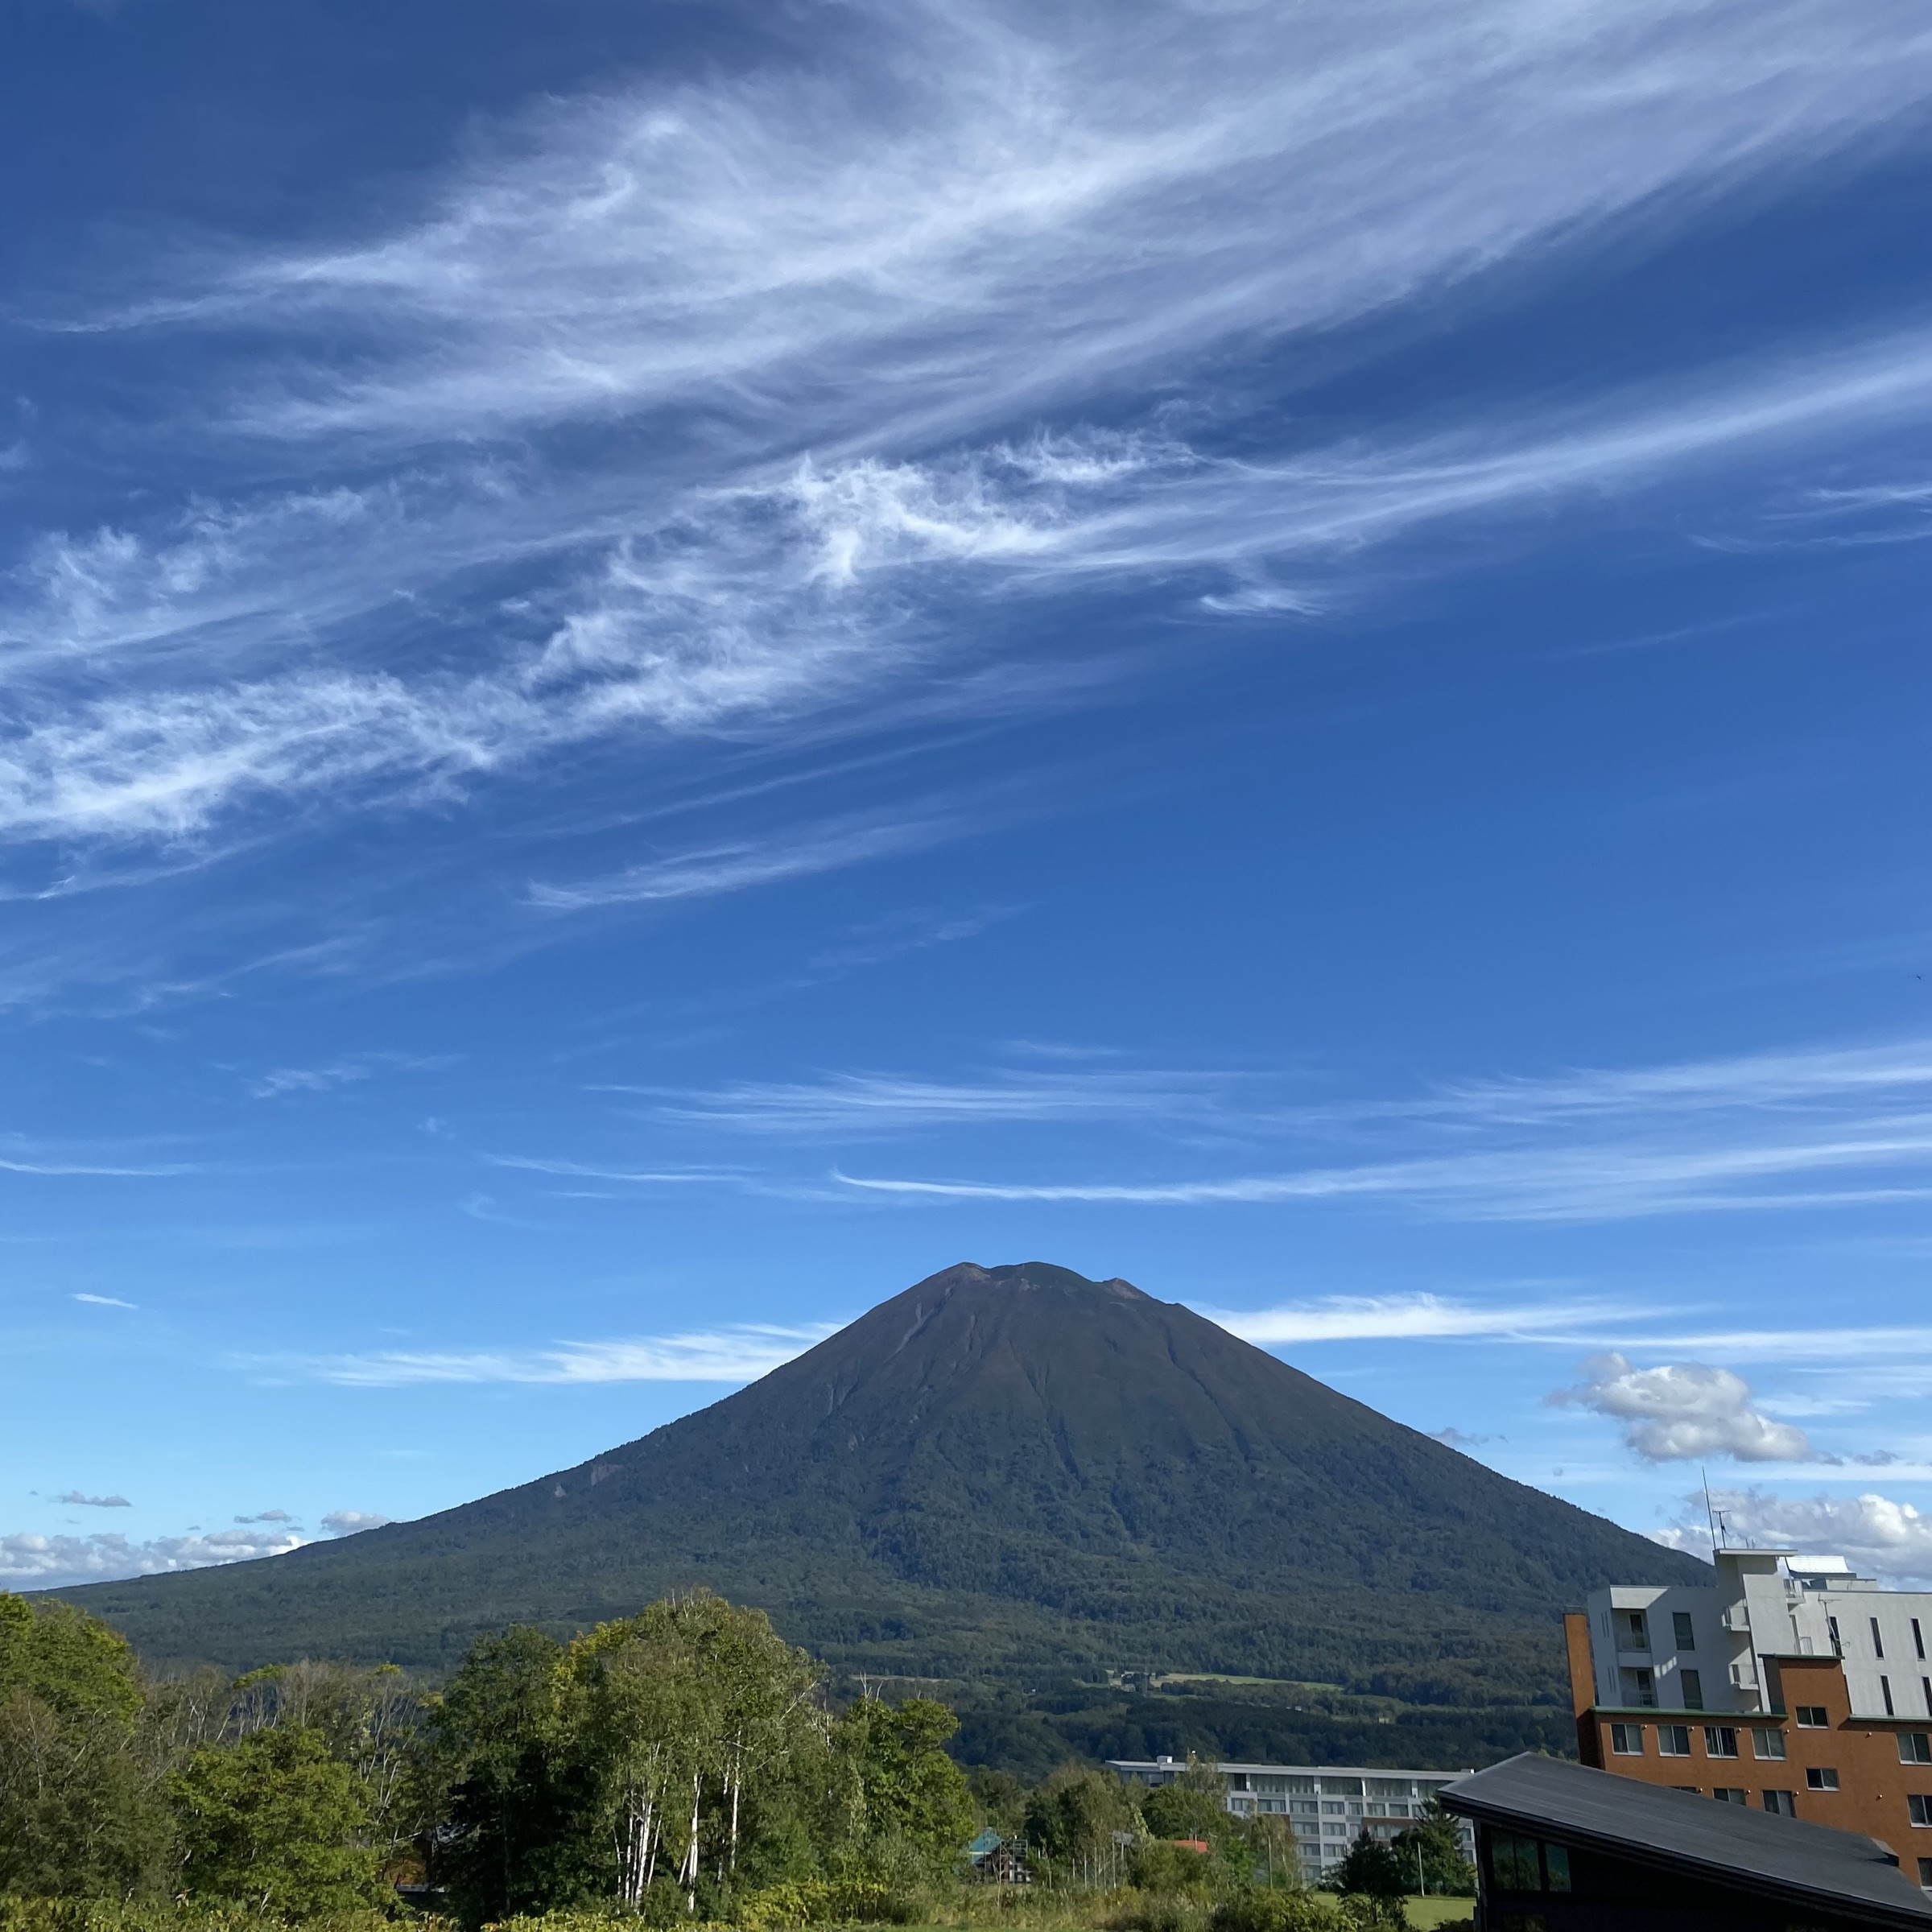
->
[[1400, 1898, 1476, 1928]]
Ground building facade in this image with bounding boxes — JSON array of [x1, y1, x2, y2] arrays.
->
[[1440, 1751, 1932, 1932], [1568, 1545, 1932, 1893], [1106, 1756, 1476, 1884]]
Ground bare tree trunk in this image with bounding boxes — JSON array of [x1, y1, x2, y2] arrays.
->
[[680, 1773, 702, 1908]]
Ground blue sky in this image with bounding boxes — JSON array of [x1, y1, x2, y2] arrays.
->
[[4, 0, 1930, 1598]]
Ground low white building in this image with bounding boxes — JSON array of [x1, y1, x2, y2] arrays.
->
[[1106, 1756, 1476, 1883], [1583, 1546, 1932, 1720]]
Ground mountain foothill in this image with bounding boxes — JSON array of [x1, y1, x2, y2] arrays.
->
[[54, 1261, 1704, 1774]]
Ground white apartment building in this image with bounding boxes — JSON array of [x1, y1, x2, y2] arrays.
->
[[1583, 1546, 1932, 1720], [1107, 1756, 1476, 1882]]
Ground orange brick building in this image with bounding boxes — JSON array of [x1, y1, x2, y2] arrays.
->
[[1567, 1546, 1932, 1894]]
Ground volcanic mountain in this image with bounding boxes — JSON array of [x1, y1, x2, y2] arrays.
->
[[61, 1262, 1703, 1724]]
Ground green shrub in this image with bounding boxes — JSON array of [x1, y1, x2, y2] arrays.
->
[[1208, 1893, 1337, 1932], [1125, 1845, 1215, 1897], [0, 1904, 393, 1932]]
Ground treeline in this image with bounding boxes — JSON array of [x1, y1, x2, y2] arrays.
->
[[2, 1591, 1471, 1931]]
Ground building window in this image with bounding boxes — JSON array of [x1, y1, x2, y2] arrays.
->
[[1830, 1616, 1843, 1656], [1752, 1728, 1786, 1760], [1909, 1796, 1932, 1827], [1680, 1669, 1704, 1709], [1617, 1609, 1649, 1649], [1674, 1611, 1696, 1650], [1924, 1678, 1932, 1716], [1489, 1832, 1570, 1893], [1659, 1726, 1691, 1757], [1713, 1788, 1747, 1806], [1807, 1768, 1840, 1792], [1903, 1735, 1932, 1766], [1704, 1726, 1739, 1758], [1610, 1724, 1645, 1755], [1763, 1791, 1797, 1816], [1919, 1857, 1932, 1889], [1796, 1706, 1830, 1728], [1874, 1619, 1887, 1660], [1620, 1666, 1656, 1707], [1885, 1677, 1897, 1716], [1914, 1618, 1926, 1662]]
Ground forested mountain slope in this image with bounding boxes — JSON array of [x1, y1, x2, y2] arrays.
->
[[58, 1262, 1704, 1741]]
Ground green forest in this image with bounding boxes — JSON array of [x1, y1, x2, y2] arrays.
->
[[2, 1590, 1473, 1932]]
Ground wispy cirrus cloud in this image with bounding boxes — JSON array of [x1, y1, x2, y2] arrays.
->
[[0, 1136, 192, 1178], [248, 1051, 452, 1100], [529, 807, 978, 911], [0, 0, 1922, 903], [821, 1033, 1932, 1222], [109, 0, 1925, 452], [258, 1323, 836, 1389], [641, 1067, 1245, 1134]]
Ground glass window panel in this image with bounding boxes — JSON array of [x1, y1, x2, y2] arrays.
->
[[1543, 1843, 1571, 1892]]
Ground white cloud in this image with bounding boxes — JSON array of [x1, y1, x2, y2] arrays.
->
[[264, 1323, 836, 1388], [485, 1156, 737, 1186], [1551, 1352, 1812, 1463], [250, 1062, 378, 1099], [827, 1034, 1932, 1222], [248, 1051, 450, 1099], [1654, 1487, 1932, 1587], [321, 1509, 391, 1535], [648, 1067, 1242, 1134], [529, 808, 974, 910], [0, 1136, 191, 1178], [0, 0, 1922, 881], [1203, 1291, 1612, 1345], [138, 0, 1928, 453], [0, 1523, 306, 1589], [56, 1491, 130, 1508], [71, 1293, 136, 1308]]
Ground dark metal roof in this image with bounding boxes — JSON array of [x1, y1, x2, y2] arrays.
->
[[1439, 1753, 1932, 1926]]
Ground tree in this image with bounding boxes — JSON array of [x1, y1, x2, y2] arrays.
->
[[1333, 1831, 1410, 1924], [1139, 1757, 1233, 1846], [0, 1596, 168, 1900], [0, 1688, 171, 1899], [1023, 1763, 1137, 1881], [967, 1765, 1026, 1835], [1390, 1802, 1475, 1896], [427, 1624, 591, 1926], [0, 1595, 142, 1724], [828, 1695, 976, 1883], [564, 1593, 825, 1911], [170, 1724, 380, 1918]]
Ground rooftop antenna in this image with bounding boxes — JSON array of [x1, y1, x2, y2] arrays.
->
[[1703, 1468, 1722, 1552]]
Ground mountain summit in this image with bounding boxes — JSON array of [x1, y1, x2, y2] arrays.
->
[[60, 1261, 1705, 1705]]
